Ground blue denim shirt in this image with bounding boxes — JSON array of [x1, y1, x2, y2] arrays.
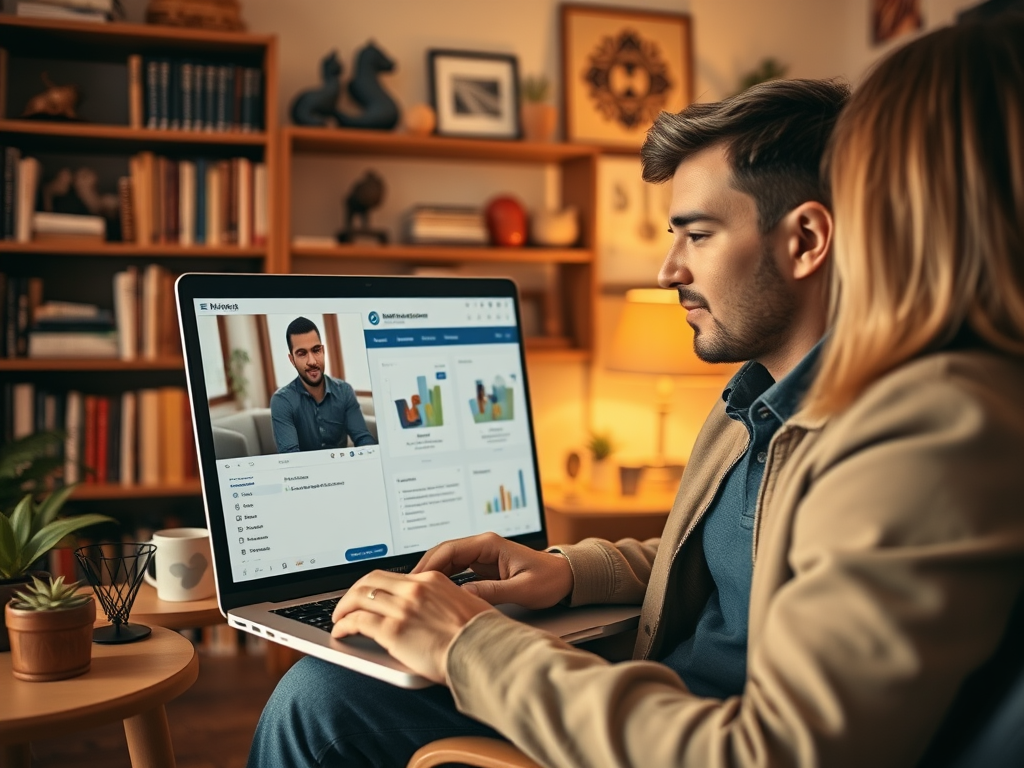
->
[[660, 341, 823, 698], [269, 375, 375, 453]]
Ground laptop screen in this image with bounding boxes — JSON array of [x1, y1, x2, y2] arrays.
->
[[177, 274, 546, 608]]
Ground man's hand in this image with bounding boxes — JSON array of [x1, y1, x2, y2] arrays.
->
[[412, 532, 575, 609], [331, 570, 494, 684]]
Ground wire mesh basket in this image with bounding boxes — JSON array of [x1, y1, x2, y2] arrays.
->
[[74, 542, 156, 644]]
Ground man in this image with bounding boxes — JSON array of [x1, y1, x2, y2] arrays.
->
[[270, 316, 375, 453], [248, 78, 848, 767]]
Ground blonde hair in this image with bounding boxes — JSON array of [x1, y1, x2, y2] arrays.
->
[[805, 19, 1024, 416]]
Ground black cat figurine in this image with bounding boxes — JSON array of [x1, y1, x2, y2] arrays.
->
[[290, 51, 343, 127], [336, 41, 400, 130]]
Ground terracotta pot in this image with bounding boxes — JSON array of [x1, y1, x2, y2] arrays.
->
[[5, 597, 96, 681], [0, 571, 49, 653], [521, 103, 557, 143]]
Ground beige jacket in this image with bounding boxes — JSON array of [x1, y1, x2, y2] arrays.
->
[[446, 349, 1024, 768]]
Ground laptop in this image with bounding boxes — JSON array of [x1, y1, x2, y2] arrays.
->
[[176, 273, 640, 688]]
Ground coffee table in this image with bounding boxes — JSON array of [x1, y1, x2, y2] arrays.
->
[[0, 626, 198, 768]]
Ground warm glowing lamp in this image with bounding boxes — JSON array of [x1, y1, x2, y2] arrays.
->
[[606, 289, 732, 474]]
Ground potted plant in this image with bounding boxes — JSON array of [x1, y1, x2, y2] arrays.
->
[[586, 431, 617, 492], [521, 74, 557, 143], [5, 575, 96, 681], [1, 432, 113, 651]]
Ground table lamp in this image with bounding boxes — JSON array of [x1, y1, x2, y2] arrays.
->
[[606, 288, 728, 481]]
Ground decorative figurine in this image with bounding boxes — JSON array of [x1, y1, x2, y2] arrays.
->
[[22, 73, 80, 121], [337, 171, 388, 244], [291, 51, 344, 127], [290, 42, 400, 130], [484, 196, 528, 247]]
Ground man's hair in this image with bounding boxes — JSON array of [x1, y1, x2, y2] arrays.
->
[[640, 78, 851, 232], [805, 19, 1024, 416], [285, 316, 320, 353]]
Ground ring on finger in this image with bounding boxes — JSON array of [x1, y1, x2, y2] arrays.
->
[[368, 588, 378, 600]]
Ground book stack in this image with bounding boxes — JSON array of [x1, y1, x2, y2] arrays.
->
[[125, 153, 268, 247], [0, 383, 199, 488], [129, 55, 263, 133], [0, 148, 41, 243], [402, 206, 488, 245], [15, 0, 112, 23], [0, 265, 181, 359], [32, 212, 107, 244], [112, 263, 183, 360], [27, 301, 117, 358]]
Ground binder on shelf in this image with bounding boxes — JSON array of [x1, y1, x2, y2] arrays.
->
[[128, 54, 143, 129], [15, 156, 40, 243]]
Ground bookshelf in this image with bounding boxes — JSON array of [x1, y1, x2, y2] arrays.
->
[[278, 127, 600, 360], [0, 17, 278, 507]]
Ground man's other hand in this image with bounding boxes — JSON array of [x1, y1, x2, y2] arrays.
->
[[412, 532, 574, 610]]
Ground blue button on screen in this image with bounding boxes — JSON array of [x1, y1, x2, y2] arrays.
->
[[436, 371, 447, 380], [345, 544, 389, 562]]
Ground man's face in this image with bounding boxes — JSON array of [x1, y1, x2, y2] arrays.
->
[[659, 145, 797, 364], [288, 330, 325, 387]]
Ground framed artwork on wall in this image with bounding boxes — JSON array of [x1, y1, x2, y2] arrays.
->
[[428, 49, 521, 139], [561, 4, 693, 152]]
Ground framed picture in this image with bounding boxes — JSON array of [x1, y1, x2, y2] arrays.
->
[[561, 4, 693, 152], [428, 50, 521, 139]]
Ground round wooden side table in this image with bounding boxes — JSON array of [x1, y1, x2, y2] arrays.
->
[[0, 626, 198, 768]]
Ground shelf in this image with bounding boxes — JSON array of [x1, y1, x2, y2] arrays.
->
[[71, 480, 202, 501], [0, 241, 266, 258], [0, 357, 185, 372], [290, 243, 592, 264], [285, 126, 599, 164], [0, 120, 268, 152], [0, 17, 274, 56]]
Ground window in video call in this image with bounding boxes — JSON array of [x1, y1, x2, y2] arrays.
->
[[194, 296, 542, 583]]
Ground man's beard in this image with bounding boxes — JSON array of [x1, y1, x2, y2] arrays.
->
[[299, 366, 323, 388], [681, 240, 797, 365]]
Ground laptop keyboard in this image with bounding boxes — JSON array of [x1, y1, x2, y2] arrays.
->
[[271, 571, 481, 633]]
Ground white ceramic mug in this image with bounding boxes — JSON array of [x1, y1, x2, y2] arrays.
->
[[144, 528, 216, 602]]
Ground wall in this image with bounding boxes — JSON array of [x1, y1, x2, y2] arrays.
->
[[102, 0, 981, 483]]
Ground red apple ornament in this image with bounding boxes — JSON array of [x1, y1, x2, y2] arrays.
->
[[485, 196, 527, 247]]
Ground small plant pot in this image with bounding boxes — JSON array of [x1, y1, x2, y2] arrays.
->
[[521, 102, 557, 143], [5, 598, 96, 682]]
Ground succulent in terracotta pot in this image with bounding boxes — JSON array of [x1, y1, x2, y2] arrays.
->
[[6, 575, 96, 681], [520, 74, 557, 143]]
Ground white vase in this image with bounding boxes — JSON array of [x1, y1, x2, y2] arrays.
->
[[530, 206, 579, 247], [590, 458, 615, 492]]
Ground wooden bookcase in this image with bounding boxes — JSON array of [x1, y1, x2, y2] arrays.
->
[[277, 126, 600, 361], [0, 17, 278, 507]]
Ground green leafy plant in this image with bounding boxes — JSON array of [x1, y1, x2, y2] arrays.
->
[[10, 575, 92, 611], [228, 348, 251, 403], [0, 489, 113, 580], [586, 432, 616, 462], [0, 432, 66, 512], [736, 57, 789, 94], [521, 75, 551, 103]]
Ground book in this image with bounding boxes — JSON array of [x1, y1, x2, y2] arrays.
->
[[179, 160, 196, 247], [160, 387, 186, 484], [137, 388, 161, 486], [158, 59, 170, 130], [206, 161, 222, 246], [12, 382, 34, 438], [181, 61, 194, 130], [235, 157, 251, 247], [253, 162, 267, 246], [113, 266, 138, 360], [95, 395, 109, 484], [193, 63, 206, 132], [204, 64, 216, 132], [0, 48, 8, 121], [120, 390, 136, 487], [117, 175, 134, 243], [16, 2, 108, 21], [83, 394, 98, 483], [145, 58, 158, 129], [195, 157, 207, 244], [27, 330, 118, 357], [127, 54, 143, 129], [32, 211, 106, 236], [15, 156, 40, 243], [3, 146, 19, 240], [64, 390, 83, 484]]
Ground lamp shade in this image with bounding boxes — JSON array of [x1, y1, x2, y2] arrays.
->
[[606, 289, 723, 376]]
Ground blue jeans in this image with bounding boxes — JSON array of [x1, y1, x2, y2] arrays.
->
[[247, 656, 505, 768]]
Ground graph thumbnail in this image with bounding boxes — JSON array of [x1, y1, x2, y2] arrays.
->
[[468, 375, 515, 423], [395, 375, 444, 429], [484, 469, 527, 513]]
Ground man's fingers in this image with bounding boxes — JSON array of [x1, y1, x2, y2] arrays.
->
[[412, 533, 506, 575], [462, 577, 517, 606]]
